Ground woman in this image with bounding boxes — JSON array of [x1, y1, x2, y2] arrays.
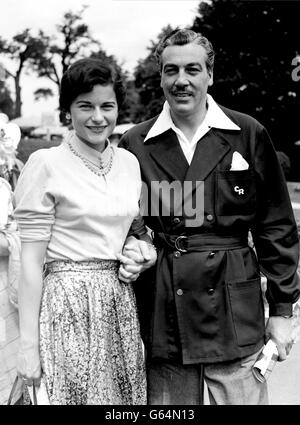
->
[[14, 58, 156, 405]]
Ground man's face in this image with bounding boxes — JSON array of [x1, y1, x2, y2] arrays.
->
[[160, 43, 213, 120]]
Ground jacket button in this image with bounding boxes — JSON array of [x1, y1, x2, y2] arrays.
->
[[174, 251, 181, 258], [177, 289, 183, 296], [207, 288, 215, 295], [173, 217, 181, 224], [208, 251, 215, 258], [206, 214, 214, 222]]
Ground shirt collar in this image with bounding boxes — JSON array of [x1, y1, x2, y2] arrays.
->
[[144, 94, 240, 142], [66, 130, 113, 166]]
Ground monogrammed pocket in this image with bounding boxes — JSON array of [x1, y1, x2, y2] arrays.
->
[[216, 169, 256, 216], [227, 277, 265, 346]]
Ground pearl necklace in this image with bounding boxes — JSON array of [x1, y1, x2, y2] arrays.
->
[[67, 141, 113, 177]]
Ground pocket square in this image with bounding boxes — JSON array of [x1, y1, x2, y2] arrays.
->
[[230, 151, 249, 171]]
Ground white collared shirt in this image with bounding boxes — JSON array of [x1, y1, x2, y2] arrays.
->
[[144, 94, 241, 164]]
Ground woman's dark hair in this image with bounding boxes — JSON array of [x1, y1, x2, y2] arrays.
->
[[59, 58, 126, 113]]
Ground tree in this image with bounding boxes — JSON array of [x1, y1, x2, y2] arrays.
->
[[0, 63, 14, 118], [33, 88, 54, 102], [0, 81, 14, 119], [133, 25, 175, 122], [0, 30, 49, 117], [31, 6, 100, 91], [191, 0, 300, 154], [30, 6, 131, 123]]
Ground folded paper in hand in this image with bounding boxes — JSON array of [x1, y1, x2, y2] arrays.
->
[[252, 339, 278, 382], [230, 151, 249, 171], [27, 377, 50, 405]]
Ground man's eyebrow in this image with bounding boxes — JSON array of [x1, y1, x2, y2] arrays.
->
[[185, 62, 202, 67], [163, 62, 202, 68]]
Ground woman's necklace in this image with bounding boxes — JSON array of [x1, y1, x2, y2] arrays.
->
[[67, 140, 113, 177]]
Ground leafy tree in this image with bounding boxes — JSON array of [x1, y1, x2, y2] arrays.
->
[[0, 30, 49, 117], [30, 6, 132, 123], [133, 25, 174, 122], [33, 88, 54, 102], [0, 63, 14, 117], [191, 0, 300, 155], [31, 6, 100, 89]]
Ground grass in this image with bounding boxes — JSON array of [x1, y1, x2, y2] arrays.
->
[[16, 137, 62, 164]]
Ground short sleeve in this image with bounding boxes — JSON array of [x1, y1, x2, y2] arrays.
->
[[13, 150, 55, 242]]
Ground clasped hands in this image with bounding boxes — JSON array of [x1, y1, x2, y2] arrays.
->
[[117, 236, 157, 283]]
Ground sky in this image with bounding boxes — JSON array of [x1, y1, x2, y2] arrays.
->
[[0, 0, 200, 121]]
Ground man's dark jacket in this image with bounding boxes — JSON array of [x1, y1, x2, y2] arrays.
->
[[120, 105, 300, 364]]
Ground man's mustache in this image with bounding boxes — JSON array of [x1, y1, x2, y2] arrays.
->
[[170, 90, 193, 95]]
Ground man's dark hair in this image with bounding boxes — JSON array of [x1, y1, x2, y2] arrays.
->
[[154, 28, 215, 75]]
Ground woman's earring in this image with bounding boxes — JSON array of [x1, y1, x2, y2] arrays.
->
[[66, 113, 71, 121]]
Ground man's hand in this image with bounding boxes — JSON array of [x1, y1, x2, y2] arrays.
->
[[265, 316, 295, 361], [117, 236, 157, 283]]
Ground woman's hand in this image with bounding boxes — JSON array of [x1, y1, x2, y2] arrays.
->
[[117, 236, 157, 283], [17, 342, 42, 387]]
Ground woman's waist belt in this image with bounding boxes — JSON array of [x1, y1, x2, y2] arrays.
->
[[154, 232, 248, 253]]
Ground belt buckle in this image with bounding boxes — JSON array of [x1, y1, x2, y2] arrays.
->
[[174, 235, 188, 253]]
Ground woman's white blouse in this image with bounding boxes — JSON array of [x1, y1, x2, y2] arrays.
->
[[13, 134, 143, 262]]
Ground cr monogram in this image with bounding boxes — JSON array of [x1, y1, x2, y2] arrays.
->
[[234, 186, 244, 195]]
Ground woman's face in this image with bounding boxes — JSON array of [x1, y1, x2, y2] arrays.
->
[[70, 84, 118, 152]]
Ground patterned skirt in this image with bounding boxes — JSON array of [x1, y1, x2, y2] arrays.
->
[[39, 260, 146, 405]]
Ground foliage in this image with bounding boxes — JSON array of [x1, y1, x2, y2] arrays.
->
[[191, 0, 300, 153], [0, 81, 14, 118], [30, 6, 100, 88], [16, 137, 61, 164], [0, 6, 152, 125], [29, 6, 132, 123], [33, 88, 54, 101], [0, 29, 49, 117], [132, 25, 174, 122]]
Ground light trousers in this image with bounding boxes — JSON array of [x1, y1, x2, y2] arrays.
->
[[147, 349, 268, 405]]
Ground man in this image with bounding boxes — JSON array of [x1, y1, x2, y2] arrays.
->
[[119, 29, 300, 405]]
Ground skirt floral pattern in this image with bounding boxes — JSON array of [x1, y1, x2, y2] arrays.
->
[[39, 260, 146, 405]]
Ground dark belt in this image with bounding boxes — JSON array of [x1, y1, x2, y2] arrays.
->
[[154, 232, 248, 253]]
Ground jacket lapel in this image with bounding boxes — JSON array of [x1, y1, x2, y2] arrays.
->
[[185, 129, 232, 182], [147, 129, 189, 182]]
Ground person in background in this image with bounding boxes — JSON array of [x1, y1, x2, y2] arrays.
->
[[0, 114, 22, 404], [14, 58, 156, 405], [119, 29, 300, 405]]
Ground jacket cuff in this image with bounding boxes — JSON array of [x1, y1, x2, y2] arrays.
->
[[269, 302, 293, 317]]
